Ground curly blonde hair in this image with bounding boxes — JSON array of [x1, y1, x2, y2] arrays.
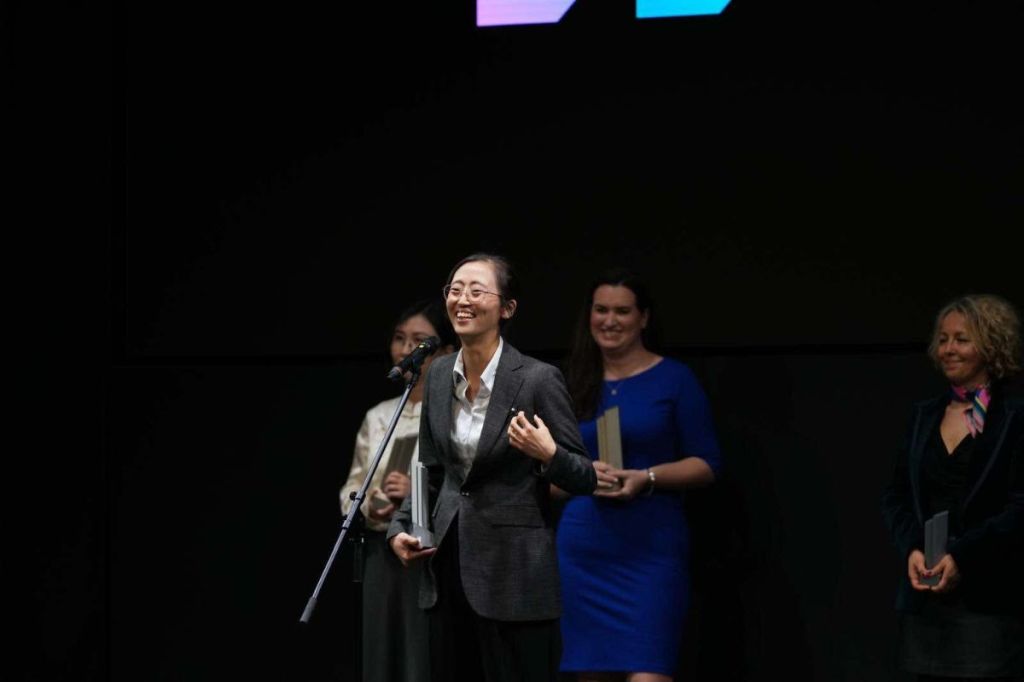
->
[[928, 294, 1022, 380]]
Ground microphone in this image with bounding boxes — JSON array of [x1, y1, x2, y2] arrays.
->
[[386, 336, 441, 382]]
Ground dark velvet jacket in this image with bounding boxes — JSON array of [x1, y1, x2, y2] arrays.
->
[[881, 387, 1024, 614]]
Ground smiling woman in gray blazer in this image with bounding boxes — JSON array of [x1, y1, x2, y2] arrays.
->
[[389, 253, 597, 682]]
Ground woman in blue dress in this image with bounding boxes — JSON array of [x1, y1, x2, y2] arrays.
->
[[557, 268, 723, 682]]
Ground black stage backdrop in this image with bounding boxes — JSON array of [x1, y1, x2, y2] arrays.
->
[[27, 0, 1024, 680]]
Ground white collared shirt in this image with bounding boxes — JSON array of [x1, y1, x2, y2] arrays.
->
[[450, 337, 504, 477]]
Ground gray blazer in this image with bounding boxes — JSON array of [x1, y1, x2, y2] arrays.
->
[[388, 342, 596, 621]]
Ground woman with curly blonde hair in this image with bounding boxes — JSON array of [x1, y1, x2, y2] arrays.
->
[[883, 294, 1024, 681], [926, 295, 1022, 383]]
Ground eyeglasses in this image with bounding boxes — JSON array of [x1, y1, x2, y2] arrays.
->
[[443, 285, 503, 302]]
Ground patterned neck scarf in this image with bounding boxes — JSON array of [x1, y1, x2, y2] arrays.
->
[[951, 384, 991, 437]]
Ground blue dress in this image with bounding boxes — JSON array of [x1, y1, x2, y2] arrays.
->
[[557, 358, 722, 675]]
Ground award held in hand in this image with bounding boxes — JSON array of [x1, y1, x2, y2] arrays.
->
[[385, 436, 417, 480], [596, 406, 623, 490], [369, 436, 418, 510], [922, 510, 949, 587], [411, 462, 434, 548]]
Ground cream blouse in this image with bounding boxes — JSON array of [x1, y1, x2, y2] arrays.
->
[[340, 396, 422, 532]]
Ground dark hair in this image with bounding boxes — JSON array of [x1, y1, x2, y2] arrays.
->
[[445, 252, 520, 329], [565, 268, 655, 420], [393, 298, 458, 350]]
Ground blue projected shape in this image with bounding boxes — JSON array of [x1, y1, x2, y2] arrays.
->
[[477, 0, 577, 27], [636, 0, 730, 18]]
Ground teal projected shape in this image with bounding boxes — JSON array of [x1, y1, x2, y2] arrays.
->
[[636, 0, 730, 18]]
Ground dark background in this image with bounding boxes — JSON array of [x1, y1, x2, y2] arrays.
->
[[20, 0, 1024, 679]]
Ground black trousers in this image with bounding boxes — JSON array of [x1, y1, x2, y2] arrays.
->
[[428, 528, 561, 682]]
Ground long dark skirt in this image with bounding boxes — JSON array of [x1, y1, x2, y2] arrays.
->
[[360, 530, 430, 682]]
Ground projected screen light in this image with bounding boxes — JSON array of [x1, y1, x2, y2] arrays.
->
[[477, 0, 730, 27], [637, 0, 730, 18]]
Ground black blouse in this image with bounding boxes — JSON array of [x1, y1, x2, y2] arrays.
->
[[921, 416, 977, 537]]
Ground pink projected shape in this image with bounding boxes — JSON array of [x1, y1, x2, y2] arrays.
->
[[477, 0, 577, 27]]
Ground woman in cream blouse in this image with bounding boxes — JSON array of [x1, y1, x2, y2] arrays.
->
[[340, 298, 456, 682]]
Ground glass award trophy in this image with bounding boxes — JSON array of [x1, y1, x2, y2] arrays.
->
[[596, 406, 623, 489], [922, 510, 949, 587], [411, 462, 434, 548], [371, 436, 418, 510]]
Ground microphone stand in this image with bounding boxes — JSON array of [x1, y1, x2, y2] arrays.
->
[[350, 505, 366, 681], [300, 366, 422, 625]]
